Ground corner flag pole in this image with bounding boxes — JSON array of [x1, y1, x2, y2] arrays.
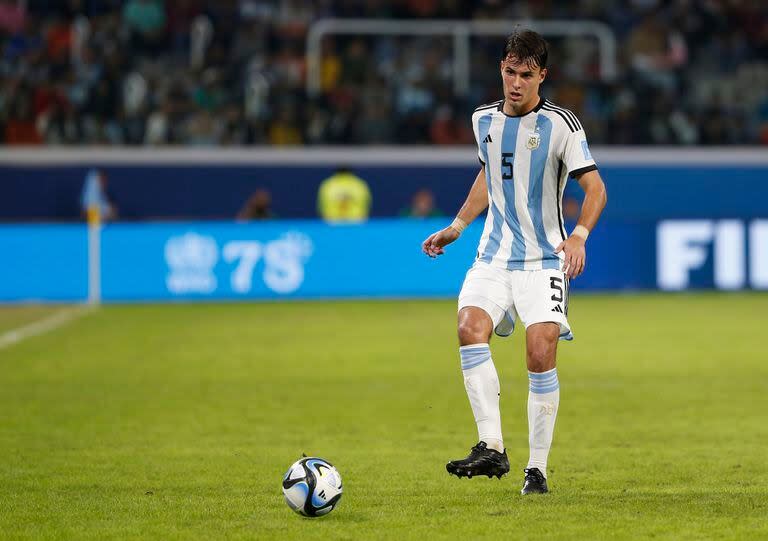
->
[[87, 205, 101, 305]]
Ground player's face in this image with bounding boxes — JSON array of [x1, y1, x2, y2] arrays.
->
[[499, 56, 546, 114]]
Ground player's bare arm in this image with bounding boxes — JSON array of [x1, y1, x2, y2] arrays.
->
[[555, 169, 607, 278], [422, 168, 489, 258]]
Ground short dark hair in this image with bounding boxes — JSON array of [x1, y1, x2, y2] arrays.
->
[[501, 29, 548, 69]]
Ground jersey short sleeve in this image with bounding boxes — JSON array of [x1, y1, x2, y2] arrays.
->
[[471, 101, 500, 166], [471, 111, 484, 165], [562, 128, 597, 178]]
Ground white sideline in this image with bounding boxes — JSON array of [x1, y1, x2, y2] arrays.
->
[[0, 306, 95, 350]]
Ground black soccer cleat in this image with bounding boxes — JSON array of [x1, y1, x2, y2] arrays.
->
[[446, 441, 510, 479], [520, 467, 549, 494]]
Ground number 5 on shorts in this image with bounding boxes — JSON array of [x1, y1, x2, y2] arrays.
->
[[550, 276, 563, 302]]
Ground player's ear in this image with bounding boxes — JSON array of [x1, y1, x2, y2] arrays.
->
[[539, 67, 547, 83]]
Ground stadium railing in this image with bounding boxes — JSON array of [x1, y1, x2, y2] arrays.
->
[[305, 19, 618, 97]]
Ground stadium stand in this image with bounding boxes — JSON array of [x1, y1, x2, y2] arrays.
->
[[1, 0, 766, 146]]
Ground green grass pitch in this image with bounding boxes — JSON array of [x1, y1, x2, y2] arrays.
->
[[1, 294, 766, 540]]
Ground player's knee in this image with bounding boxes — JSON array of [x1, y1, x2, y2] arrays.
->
[[457, 318, 490, 345], [526, 342, 556, 372]]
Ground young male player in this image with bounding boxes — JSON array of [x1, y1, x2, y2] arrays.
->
[[422, 29, 607, 494]]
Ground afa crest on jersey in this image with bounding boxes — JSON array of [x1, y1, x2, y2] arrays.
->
[[526, 132, 541, 150]]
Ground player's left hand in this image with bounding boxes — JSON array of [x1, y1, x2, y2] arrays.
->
[[555, 235, 586, 278]]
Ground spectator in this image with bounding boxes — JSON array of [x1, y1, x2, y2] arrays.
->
[[353, 100, 394, 144], [81, 168, 117, 222], [123, 0, 166, 54], [319, 38, 341, 93], [4, 94, 42, 145], [430, 105, 473, 145], [44, 13, 72, 65], [317, 166, 371, 223], [268, 104, 303, 145], [625, 14, 686, 92], [237, 188, 275, 220], [400, 188, 443, 218], [143, 99, 171, 144], [0, 0, 26, 34]]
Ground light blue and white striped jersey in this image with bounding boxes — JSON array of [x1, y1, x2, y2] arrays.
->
[[471, 97, 597, 271]]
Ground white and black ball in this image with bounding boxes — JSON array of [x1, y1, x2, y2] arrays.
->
[[282, 457, 343, 517]]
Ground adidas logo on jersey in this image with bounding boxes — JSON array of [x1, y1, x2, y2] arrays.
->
[[483, 134, 493, 143], [551, 305, 563, 313]]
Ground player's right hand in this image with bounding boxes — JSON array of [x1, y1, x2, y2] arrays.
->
[[422, 227, 460, 258]]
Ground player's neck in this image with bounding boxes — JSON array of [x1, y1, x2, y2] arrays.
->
[[503, 95, 540, 117]]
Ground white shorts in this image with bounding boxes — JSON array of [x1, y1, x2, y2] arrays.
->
[[458, 261, 573, 340]]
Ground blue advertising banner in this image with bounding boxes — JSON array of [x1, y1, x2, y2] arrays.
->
[[1, 218, 766, 303], [0, 224, 88, 301], [101, 219, 479, 301]]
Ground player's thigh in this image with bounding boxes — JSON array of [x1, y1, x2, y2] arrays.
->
[[512, 268, 572, 341], [457, 263, 512, 333]]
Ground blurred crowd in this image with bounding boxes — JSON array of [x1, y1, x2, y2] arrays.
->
[[1, 0, 767, 146]]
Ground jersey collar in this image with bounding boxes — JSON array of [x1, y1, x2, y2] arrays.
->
[[497, 96, 545, 118]]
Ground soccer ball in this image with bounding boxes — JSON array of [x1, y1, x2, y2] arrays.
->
[[282, 457, 343, 517]]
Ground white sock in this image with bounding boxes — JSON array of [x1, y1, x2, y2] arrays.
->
[[460, 344, 503, 452], [526, 367, 560, 478]]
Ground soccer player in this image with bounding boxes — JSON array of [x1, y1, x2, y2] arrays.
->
[[422, 29, 607, 494]]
